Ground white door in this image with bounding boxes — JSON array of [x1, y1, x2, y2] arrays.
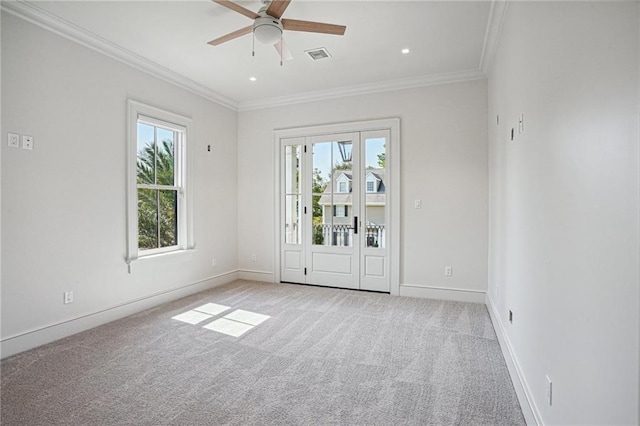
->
[[306, 133, 360, 289], [280, 130, 390, 292]]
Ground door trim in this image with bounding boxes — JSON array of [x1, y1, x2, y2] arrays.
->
[[274, 118, 400, 295]]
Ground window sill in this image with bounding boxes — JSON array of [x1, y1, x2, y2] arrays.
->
[[125, 247, 195, 273]]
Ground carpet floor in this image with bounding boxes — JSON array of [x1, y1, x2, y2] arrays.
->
[[1, 280, 525, 425]]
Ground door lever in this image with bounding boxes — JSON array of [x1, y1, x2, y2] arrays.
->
[[353, 216, 358, 234]]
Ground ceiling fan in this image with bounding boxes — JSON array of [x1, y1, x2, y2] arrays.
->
[[208, 0, 346, 64]]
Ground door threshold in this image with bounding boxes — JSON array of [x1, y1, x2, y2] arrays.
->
[[280, 281, 390, 295]]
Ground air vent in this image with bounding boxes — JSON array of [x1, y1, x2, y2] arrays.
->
[[305, 47, 332, 61]]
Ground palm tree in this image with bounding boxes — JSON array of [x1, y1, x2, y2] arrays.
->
[[137, 140, 177, 250]]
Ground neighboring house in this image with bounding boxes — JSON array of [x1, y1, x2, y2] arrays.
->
[[317, 168, 386, 247]]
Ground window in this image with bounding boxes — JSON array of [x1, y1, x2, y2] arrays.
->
[[339, 181, 347, 193], [366, 181, 375, 192], [334, 205, 348, 217], [127, 101, 193, 264]]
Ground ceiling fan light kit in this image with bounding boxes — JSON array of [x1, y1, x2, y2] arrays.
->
[[209, 0, 346, 65], [253, 17, 283, 45]]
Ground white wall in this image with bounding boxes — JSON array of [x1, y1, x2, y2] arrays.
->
[[487, 2, 639, 424], [1, 13, 238, 357], [238, 79, 488, 301]]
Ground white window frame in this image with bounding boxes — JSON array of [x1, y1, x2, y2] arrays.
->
[[126, 100, 194, 268], [335, 205, 347, 217], [338, 181, 347, 193], [366, 180, 375, 192]]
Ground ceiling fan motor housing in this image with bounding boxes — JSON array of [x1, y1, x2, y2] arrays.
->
[[254, 16, 283, 44]]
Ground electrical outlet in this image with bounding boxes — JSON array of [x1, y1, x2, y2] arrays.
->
[[414, 199, 422, 209], [251, 254, 257, 262], [22, 135, 34, 150], [8, 132, 20, 148], [444, 266, 452, 276], [64, 291, 74, 304], [545, 375, 553, 406]]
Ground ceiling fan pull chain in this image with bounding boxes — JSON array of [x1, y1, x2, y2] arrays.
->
[[280, 35, 283, 67], [252, 30, 255, 57]]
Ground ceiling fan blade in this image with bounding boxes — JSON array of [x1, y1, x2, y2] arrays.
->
[[274, 38, 293, 61], [282, 19, 346, 36], [212, 0, 259, 19], [207, 25, 253, 46], [265, 0, 291, 19]]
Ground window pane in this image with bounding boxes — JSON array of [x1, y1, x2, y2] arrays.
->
[[138, 188, 158, 250], [365, 137, 386, 248], [332, 223, 352, 247], [312, 193, 327, 246], [332, 141, 352, 191], [312, 142, 331, 194], [158, 190, 178, 248], [137, 123, 156, 185], [312, 142, 331, 247], [284, 195, 301, 244], [284, 145, 301, 194], [156, 128, 175, 186], [365, 137, 385, 169]]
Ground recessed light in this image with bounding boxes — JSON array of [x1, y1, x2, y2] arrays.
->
[[401, 48, 410, 54], [249, 76, 257, 82]]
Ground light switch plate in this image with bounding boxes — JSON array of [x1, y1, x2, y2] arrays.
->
[[8, 133, 19, 148], [22, 135, 34, 150]]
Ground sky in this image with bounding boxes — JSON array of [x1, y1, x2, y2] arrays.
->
[[312, 137, 385, 183]]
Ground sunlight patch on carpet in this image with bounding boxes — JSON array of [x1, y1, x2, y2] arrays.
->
[[193, 303, 231, 316], [171, 310, 212, 325], [224, 309, 270, 326], [203, 317, 255, 337]]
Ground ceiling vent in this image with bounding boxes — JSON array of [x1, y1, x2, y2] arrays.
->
[[305, 47, 332, 61]]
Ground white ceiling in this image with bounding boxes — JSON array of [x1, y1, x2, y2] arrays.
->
[[22, 1, 494, 109]]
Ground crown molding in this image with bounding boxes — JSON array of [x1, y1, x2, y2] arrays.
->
[[3, 0, 492, 114], [479, 0, 510, 75], [237, 68, 487, 112], [1, 0, 239, 111]]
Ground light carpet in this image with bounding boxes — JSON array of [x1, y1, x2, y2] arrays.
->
[[1, 280, 525, 425]]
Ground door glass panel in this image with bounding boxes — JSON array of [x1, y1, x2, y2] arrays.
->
[[284, 195, 301, 244], [283, 145, 301, 245], [312, 141, 354, 247], [284, 145, 301, 194], [312, 142, 331, 246], [332, 141, 352, 247], [364, 137, 386, 248]]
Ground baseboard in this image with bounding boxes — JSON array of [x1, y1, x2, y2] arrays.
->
[[485, 293, 540, 425], [399, 283, 486, 303], [0, 271, 239, 359], [237, 269, 275, 282]]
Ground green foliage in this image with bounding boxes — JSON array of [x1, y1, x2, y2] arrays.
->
[[377, 149, 386, 168], [312, 168, 326, 224], [313, 224, 325, 245], [137, 140, 177, 250], [333, 162, 352, 171]]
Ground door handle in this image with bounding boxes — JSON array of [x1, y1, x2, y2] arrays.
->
[[353, 216, 358, 234]]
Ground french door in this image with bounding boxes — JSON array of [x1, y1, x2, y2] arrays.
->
[[280, 129, 390, 292]]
